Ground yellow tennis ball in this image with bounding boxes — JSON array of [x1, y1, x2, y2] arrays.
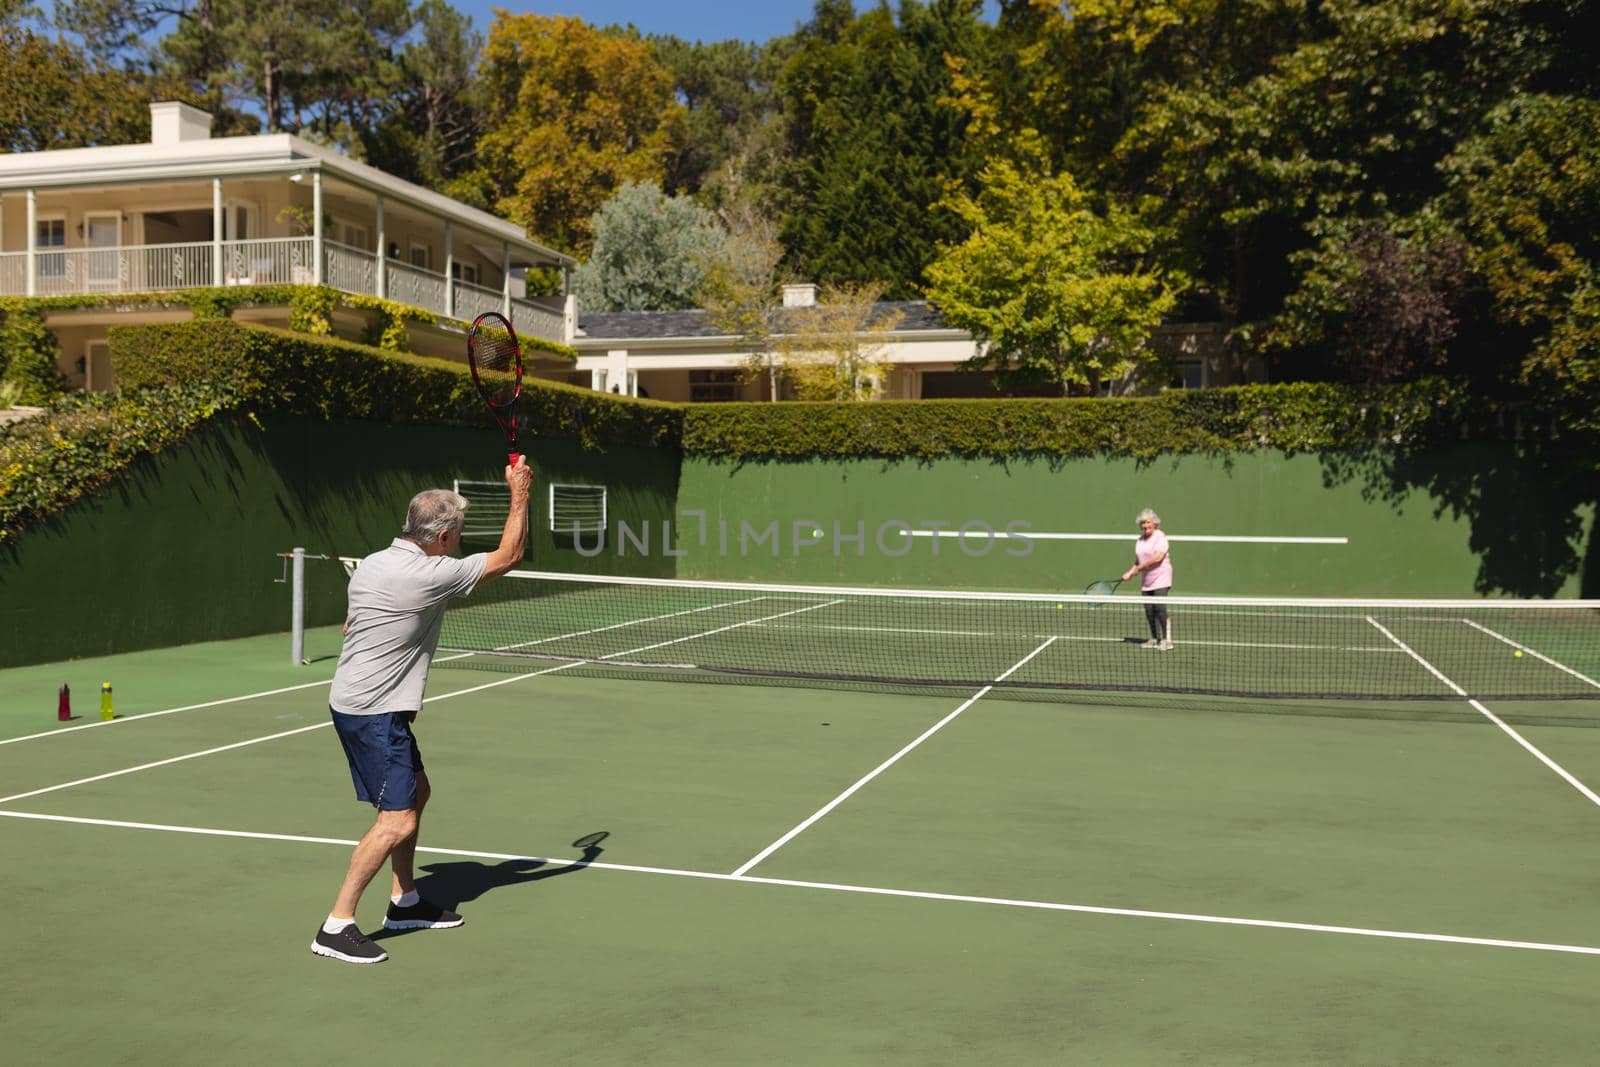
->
[[1057, 603, 1064, 610], [1513, 650, 1523, 658]]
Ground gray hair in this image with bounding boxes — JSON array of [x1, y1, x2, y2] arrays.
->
[[1136, 508, 1161, 527], [402, 489, 469, 543]]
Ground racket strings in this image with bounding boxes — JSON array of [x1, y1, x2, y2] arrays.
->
[[471, 332, 521, 408]]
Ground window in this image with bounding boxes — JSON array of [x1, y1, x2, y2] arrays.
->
[[689, 369, 741, 402], [36, 217, 66, 277], [1173, 361, 1205, 390], [409, 243, 430, 269], [339, 222, 368, 250], [451, 261, 480, 285]]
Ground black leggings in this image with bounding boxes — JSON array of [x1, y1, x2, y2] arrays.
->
[[1142, 587, 1170, 642]]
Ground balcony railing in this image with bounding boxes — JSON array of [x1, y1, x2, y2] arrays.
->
[[385, 259, 447, 313], [0, 239, 566, 345]]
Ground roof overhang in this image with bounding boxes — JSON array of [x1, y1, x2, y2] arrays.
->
[[571, 327, 971, 352]]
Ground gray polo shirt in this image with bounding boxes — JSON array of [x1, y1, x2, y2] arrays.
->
[[328, 538, 489, 715]]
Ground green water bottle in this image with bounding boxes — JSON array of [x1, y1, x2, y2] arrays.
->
[[100, 682, 113, 722]]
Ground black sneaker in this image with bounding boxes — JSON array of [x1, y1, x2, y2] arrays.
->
[[383, 898, 464, 931], [311, 923, 389, 964]]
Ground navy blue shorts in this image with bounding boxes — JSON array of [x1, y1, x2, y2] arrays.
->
[[330, 709, 424, 811]]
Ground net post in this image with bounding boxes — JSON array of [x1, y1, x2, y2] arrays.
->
[[290, 546, 306, 666]]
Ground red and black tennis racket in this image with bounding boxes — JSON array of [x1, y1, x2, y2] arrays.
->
[[467, 311, 523, 466]]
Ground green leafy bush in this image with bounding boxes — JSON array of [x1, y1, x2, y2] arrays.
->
[[0, 304, 67, 405], [0, 384, 232, 541]]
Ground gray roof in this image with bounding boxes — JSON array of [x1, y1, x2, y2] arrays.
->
[[577, 300, 952, 341]]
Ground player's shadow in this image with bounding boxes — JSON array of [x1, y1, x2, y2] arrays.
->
[[370, 832, 608, 941]]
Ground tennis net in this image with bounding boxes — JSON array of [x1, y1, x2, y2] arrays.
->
[[339, 565, 1600, 703]]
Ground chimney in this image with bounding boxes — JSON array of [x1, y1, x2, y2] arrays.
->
[[150, 102, 214, 145], [782, 282, 818, 308]]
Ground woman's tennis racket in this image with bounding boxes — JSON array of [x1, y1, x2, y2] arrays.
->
[[467, 311, 523, 465], [1083, 578, 1123, 605]]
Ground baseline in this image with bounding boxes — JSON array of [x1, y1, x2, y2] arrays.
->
[[3, 808, 1596, 958]]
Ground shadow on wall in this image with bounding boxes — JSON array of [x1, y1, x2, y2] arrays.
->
[[1319, 441, 1597, 598]]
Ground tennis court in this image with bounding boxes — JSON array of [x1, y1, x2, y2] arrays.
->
[[5, 579, 1600, 1064]]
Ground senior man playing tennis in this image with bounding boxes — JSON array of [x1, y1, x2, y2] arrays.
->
[[311, 457, 532, 964]]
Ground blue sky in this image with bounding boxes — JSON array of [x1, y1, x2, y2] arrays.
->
[[451, 2, 998, 44]]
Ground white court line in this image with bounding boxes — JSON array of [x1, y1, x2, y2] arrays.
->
[[484, 596, 768, 653], [0, 722, 333, 806], [755, 621, 1400, 655], [729, 637, 1059, 878], [3, 808, 1597, 957], [0, 602, 832, 807], [1365, 617, 1600, 809], [0, 661, 580, 807], [1462, 619, 1600, 692], [0, 676, 340, 748], [1, 598, 769, 749], [902, 531, 1350, 544]]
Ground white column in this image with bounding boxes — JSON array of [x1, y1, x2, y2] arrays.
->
[[375, 195, 386, 299], [311, 170, 324, 285], [444, 221, 454, 318], [25, 188, 36, 297], [605, 349, 629, 394], [211, 178, 223, 286], [501, 241, 511, 317]]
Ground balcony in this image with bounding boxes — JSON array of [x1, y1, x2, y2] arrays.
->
[[0, 238, 566, 345]]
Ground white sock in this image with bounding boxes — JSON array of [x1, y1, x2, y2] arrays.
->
[[322, 916, 355, 934], [392, 890, 420, 907]]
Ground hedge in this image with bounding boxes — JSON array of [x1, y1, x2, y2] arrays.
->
[[0, 384, 233, 542], [109, 319, 678, 451], [0, 283, 576, 388], [678, 381, 1476, 460], [0, 318, 658, 542]]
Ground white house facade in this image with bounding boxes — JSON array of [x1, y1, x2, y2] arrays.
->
[[568, 283, 1237, 402], [0, 102, 577, 389]]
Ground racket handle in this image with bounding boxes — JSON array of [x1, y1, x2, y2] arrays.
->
[[507, 451, 524, 468]]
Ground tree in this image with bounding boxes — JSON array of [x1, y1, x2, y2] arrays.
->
[[924, 161, 1176, 394], [1270, 216, 1473, 383], [466, 13, 684, 255], [649, 35, 779, 200], [770, 0, 992, 297], [0, 23, 162, 151], [364, 0, 482, 189], [571, 182, 726, 312], [700, 204, 789, 401], [1445, 94, 1600, 435], [778, 283, 902, 401]]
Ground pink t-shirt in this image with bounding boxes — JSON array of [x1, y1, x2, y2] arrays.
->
[[1135, 530, 1172, 591]]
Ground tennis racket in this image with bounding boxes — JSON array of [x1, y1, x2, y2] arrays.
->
[[1083, 577, 1123, 605], [467, 311, 523, 466]]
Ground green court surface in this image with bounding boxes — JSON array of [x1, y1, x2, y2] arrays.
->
[[5, 630, 1600, 1065]]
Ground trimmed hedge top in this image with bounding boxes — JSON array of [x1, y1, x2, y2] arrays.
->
[[679, 382, 1473, 460], [110, 319, 678, 451]]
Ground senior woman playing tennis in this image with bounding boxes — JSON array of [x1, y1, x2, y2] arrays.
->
[[1122, 508, 1173, 650], [311, 457, 532, 965]]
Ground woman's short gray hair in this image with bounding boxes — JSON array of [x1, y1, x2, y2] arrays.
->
[[1136, 508, 1161, 527], [402, 489, 470, 543]]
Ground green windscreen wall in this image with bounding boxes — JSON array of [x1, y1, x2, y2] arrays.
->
[[0, 416, 679, 669], [4, 420, 1593, 669], [671, 447, 1596, 598]]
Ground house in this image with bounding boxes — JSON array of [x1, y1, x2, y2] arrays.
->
[[0, 102, 577, 389], [572, 283, 1237, 401]]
